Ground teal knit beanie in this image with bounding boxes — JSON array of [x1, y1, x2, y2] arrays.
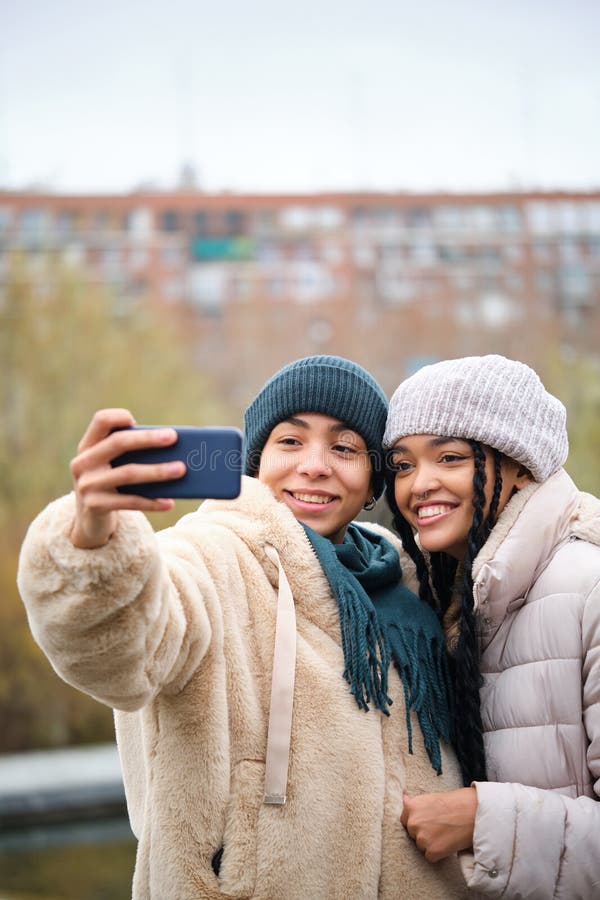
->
[[244, 355, 388, 497]]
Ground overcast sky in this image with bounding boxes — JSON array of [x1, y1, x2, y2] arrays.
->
[[1, 0, 599, 194]]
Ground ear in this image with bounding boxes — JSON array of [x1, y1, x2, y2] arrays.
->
[[514, 465, 534, 490]]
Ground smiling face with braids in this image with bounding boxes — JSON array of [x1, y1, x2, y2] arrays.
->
[[384, 431, 532, 787], [388, 435, 531, 560], [384, 355, 569, 789]]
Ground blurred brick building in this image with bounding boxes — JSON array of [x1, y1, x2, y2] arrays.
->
[[1, 189, 599, 406]]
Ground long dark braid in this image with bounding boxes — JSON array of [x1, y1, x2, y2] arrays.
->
[[483, 449, 503, 539], [451, 442, 488, 783], [384, 480, 438, 611], [384, 472, 456, 615], [384, 441, 495, 785]]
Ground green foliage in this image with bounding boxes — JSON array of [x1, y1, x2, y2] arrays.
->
[[0, 258, 231, 751], [0, 834, 136, 899], [543, 349, 600, 496]]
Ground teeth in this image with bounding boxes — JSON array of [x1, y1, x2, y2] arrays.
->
[[292, 493, 332, 504], [417, 505, 452, 519]]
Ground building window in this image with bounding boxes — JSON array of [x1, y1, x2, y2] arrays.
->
[[535, 271, 555, 294], [188, 263, 226, 314], [469, 206, 496, 232], [316, 206, 344, 230], [477, 292, 521, 328], [193, 211, 210, 237], [437, 244, 465, 263], [0, 206, 13, 235], [503, 243, 523, 262], [559, 239, 581, 263], [411, 240, 436, 265], [280, 206, 312, 231], [19, 209, 50, 243], [353, 244, 376, 268], [533, 240, 553, 263], [587, 202, 600, 234], [527, 202, 556, 235], [225, 210, 246, 237], [307, 318, 334, 344], [406, 208, 432, 230], [559, 265, 592, 305], [56, 211, 77, 238], [434, 206, 465, 232], [161, 210, 180, 232], [254, 210, 276, 237], [128, 207, 153, 240], [557, 202, 582, 235], [375, 261, 417, 306]]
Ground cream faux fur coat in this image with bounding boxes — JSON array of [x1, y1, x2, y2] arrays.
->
[[18, 476, 467, 900]]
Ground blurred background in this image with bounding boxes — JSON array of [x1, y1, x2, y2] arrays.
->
[[1, 0, 599, 896]]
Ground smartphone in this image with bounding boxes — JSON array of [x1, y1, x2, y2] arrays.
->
[[110, 426, 243, 499]]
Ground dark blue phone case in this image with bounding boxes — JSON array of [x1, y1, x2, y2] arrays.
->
[[110, 426, 242, 499]]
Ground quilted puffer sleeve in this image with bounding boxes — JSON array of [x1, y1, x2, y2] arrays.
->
[[461, 574, 600, 899], [17, 493, 214, 711]]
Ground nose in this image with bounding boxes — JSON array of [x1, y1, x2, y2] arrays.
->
[[296, 447, 332, 479], [410, 462, 440, 498]]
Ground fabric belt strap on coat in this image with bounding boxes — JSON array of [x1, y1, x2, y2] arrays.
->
[[263, 544, 297, 805]]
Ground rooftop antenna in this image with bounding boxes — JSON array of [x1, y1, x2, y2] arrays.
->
[[174, 58, 201, 191]]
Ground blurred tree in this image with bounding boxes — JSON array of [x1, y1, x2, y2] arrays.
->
[[543, 347, 600, 496], [0, 258, 232, 751]]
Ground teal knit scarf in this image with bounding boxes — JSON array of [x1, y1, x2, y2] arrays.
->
[[302, 522, 453, 774]]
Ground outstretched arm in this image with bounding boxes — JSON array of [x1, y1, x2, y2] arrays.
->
[[17, 409, 213, 711]]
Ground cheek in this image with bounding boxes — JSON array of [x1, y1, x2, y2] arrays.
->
[[393, 478, 410, 512], [257, 450, 282, 486]]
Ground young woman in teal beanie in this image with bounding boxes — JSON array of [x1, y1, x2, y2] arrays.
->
[[18, 355, 468, 899], [383, 354, 600, 899]]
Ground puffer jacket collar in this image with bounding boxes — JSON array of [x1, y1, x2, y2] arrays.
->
[[471, 469, 600, 647]]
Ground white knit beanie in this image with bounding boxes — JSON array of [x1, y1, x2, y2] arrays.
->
[[383, 355, 568, 483]]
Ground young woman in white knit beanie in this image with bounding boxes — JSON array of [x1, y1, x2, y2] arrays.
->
[[383, 354, 600, 900]]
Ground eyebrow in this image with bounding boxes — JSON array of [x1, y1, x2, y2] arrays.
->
[[392, 436, 465, 452], [281, 416, 359, 435]]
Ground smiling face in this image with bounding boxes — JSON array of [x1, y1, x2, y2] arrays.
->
[[257, 412, 373, 544], [390, 434, 532, 560]]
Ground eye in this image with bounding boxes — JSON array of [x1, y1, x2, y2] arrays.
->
[[387, 455, 413, 473], [439, 453, 468, 464], [277, 437, 302, 447], [332, 443, 359, 455]]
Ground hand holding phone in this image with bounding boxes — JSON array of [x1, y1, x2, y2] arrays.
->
[[110, 426, 242, 499], [70, 410, 243, 549]]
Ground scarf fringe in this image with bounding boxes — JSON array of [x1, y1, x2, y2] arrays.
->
[[338, 583, 392, 714], [301, 522, 452, 775], [387, 623, 453, 774]]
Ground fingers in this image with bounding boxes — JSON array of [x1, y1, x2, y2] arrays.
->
[[401, 789, 476, 863], [71, 411, 179, 496], [73, 419, 178, 479], [75, 459, 185, 496], [77, 408, 137, 453], [70, 411, 184, 545]]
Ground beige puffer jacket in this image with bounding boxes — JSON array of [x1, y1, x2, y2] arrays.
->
[[17, 476, 467, 900], [459, 469, 600, 898]]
